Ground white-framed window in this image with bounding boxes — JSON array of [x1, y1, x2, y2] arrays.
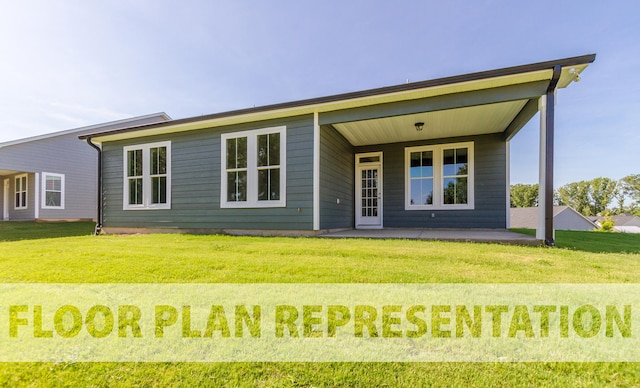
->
[[122, 141, 171, 210], [221, 126, 286, 208], [405, 141, 474, 210], [41, 173, 65, 209], [14, 174, 28, 209]]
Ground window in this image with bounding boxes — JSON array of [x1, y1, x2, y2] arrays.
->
[[15, 174, 27, 209], [226, 137, 247, 202], [123, 141, 171, 210], [405, 142, 474, 210], [42, 173, 65, 209], [443, 148, 469, 205], [221, 126, 286, 208], [409, 150, 434, 206]]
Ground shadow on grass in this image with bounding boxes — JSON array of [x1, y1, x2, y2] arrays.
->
[[510, 228, 640, 254], [0, 222, 95, 242]]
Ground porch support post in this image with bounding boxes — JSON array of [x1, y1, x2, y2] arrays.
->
[[34, 172, 40, 220], [537, 65, 561, 246], [313, 112, 320, 231], [505, 141, 511, 228]]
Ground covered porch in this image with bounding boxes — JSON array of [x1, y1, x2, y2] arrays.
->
[[316, 54, 596, 245], [0, 169, 32, 221]]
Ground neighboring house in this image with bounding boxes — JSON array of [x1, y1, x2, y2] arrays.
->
[[593, 214, 640, 234], [79, 54, 595, 243], [0, 113, 170, 222], [509, 206, 597, 231]]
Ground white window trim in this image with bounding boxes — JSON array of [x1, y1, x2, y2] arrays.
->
[[41, 172, 65, 209], [122, 141, 171, 210], [220, 126, 286, 208], [14, 173, 28, 210], [405, 141, 474, 210]]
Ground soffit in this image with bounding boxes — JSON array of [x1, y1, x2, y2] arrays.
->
[[0, 170, 23, 175], [333, 100, 529, 146]]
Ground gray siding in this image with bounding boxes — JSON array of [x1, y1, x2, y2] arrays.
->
[[555, 209, 595, 231], [0, 114, 168, 221], [102, 115, 315, 230], [0, 133, 97, 220], [356, 133, 507, 228], [319, 125, 354, 230]]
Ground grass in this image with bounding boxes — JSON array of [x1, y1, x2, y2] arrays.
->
[[1, 362, 638, 387], [511, 228, 640, 254], [1, 233, 640, 284], [1, 222, 639, 386], [0, 221, 94, 242]]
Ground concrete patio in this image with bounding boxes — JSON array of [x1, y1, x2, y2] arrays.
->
[[321, 228, 540, 245]]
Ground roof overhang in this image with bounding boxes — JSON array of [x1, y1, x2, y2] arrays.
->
[[80, 54, 595, 145], [1, 112, 171, 149], [0, 169, 23, 175]]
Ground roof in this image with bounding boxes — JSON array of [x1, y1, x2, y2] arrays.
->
[[594, 214, 640, 227], [80, 54, 596, 144], [0, 112, 171, 149], [510, 206, 598, 230], [614, 226, 640, 234]]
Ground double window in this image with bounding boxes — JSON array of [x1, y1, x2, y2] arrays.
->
[[221, 126, 286, 208], [405, 142, 474, 210], [14, 174, 27, 209], [42, 173, 65, 209], [123, 141, 171, 210]]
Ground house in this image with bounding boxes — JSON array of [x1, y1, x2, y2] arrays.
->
[[509, 206, 597, 231], [0, 113, 170, 223], [593, 214, 640, 234], [79, 54, 596, 245]]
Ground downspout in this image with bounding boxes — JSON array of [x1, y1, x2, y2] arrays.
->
[[543, 65, 562, 246], [86, 137, 102, 235]]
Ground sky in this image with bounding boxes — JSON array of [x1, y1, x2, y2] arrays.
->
[[0, 0, 638, 186]]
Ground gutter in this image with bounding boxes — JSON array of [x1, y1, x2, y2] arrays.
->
[[86, 137, 103, 235]]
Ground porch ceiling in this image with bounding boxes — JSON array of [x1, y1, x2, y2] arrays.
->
[[332, 99, 529, 146]]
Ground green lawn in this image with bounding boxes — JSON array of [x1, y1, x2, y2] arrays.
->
[[0, 221, 95, 242], [0, 223, 639, 386], [511, 228, 640, 254]]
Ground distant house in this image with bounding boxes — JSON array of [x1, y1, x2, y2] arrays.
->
[[509, 206, 597, 231], [593, 214, 640, 234], [0, 113, 170, 222], [79, 55, 595, 244]]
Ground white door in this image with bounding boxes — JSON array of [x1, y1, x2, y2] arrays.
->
[[3, 179, 9, 220], [355, 152, 383, 229]]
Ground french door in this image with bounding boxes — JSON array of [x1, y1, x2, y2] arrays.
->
[[355, 152, 382, 229]]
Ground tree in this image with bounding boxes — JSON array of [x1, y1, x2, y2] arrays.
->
[[556, 180, 592, 215], [589, 177, 618, 215], [606, 174, 640, 215], [597, 217, 615, 232], [621, 174, 640, 203], [613, 188, 627, 215], [510, 184, 538, 207], [555, 178, 620, 216], [520, 175, 639, 217]]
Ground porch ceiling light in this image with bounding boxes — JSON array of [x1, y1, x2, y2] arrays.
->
[[414, 122, 424, 132]]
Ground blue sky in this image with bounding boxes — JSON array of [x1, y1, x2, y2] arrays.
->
[[0, 1, 638, 185]]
